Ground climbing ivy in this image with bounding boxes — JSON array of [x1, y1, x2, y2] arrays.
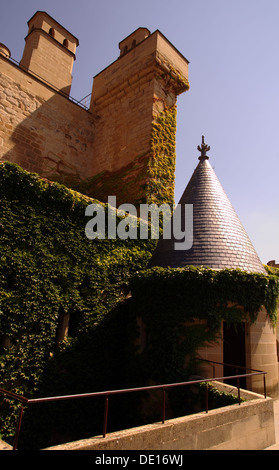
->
[[0, 162, 156, 441], [0, 162, 278, 448], [129, 266, 279, 383], [50, 106, 178, 209], [264, 264, 279, 278], [147, 105, 177, 207], [130, 266, 279, 327], [57, 151, 152, 207]]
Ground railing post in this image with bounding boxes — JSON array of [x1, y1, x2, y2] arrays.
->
[[162, 388, 166, 424], [13, 405, 24, 450], [263, 374, 267, 398], [205, 383, 208, 413], [103, 394, 109, 438], [237, 377, 241, 405]]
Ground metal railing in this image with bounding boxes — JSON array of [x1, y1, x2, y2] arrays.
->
[[0, 360, 267, 450], [195, 357, 267, 402], [3, 55, 91, 110]]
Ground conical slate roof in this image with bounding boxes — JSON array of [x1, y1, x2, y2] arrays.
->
[[149, 137, 266, 274]]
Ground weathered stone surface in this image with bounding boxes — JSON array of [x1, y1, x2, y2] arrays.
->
[[0, 17, 189, 207], [44, 390, 275, 451], [0, 59, 95, 179]]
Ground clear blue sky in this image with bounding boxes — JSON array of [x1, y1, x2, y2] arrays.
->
[[1, 0, 279, 264]]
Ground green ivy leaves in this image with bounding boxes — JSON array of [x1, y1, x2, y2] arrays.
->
[[0, 162, 155, 439], [130, 266, 279, 329]]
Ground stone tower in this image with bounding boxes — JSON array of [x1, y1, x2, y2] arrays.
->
[[88, 28, 190, 206], [20, 11, 79, 96]]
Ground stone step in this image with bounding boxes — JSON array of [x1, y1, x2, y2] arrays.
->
[[0, 439, 13, 450]]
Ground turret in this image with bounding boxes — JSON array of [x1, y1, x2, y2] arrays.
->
[[20, 11, 79, 96]]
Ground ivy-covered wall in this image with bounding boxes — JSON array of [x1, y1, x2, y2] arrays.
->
[[147, 105, 177, 207], [0, 162, 156, 443], [1, 161, 278, 449], [53, 105, 178, 209], [18, 263, 279, 449], [62, 151, 151, 207], [129, 266, 279, 385]]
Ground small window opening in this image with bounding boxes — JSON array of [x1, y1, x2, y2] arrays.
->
[[132, 39, 137, 48], [49, 28, 55, 37], [63, 38, 69, 48]]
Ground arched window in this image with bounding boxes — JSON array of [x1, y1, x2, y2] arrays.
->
[[63, 38, 69, 48], [49, 28, 55, 37], [132, 39, 137, 48]]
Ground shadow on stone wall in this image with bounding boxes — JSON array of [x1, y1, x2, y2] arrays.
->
[[0, 60, 96, 186]]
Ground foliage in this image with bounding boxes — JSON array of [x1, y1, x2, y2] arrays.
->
[[0, 162, 156, 441], [148, 105, 177, 207], [129, 266, 279, 384], [60, 151, 152, 207], [19, 298, 144, 449], [0, 162, 278, 448], [264, 264, 279, 277], [54, 105, 178, 208], [199, 382, 245, 408]]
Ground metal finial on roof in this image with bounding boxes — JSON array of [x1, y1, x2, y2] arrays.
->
[[197, 135, 210, 160], [148, 142, 266, 273]]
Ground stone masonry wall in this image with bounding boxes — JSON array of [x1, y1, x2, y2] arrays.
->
[[20, 31, 74, 96], [90, 30, 188, 173], [45, 389, 275, 450], [0, 56, 95, 183], [20, 11, 78, 97], [0, 25, 189, 206], [197, 307, 279, 397], [246, 308, 279, 395], [87, 30, 189, 205]]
